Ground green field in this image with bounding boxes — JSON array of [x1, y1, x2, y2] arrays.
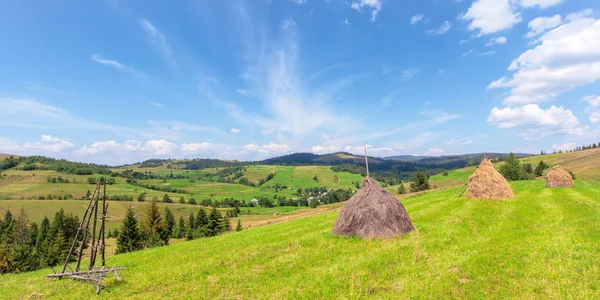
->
[[3, 179, 600, 298], [0, 164, 367, 203]]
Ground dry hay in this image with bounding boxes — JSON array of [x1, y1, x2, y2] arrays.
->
[[332, 177, 415, 239], [545, 165, 573, 187], [466, 159, 514, 199]]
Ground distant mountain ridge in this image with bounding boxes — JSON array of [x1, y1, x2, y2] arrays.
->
[[385, 152, 533, 164]]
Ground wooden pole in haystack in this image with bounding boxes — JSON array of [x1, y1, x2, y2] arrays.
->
[[364, 142, 370, 178]]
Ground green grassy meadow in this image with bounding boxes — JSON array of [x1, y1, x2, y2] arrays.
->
[[3, 179, 600, 299]]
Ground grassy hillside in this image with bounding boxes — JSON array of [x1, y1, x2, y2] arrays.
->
[[429, 148, 600, 188], [2, 179, 600, 299]]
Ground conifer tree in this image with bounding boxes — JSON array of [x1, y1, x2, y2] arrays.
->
[[409, 171, 430, 192], [499, 153, 523, 181], [196, 208, 209, 230], [397, 183, 406, 195], [236, 219, 243, 232], [179, 196, 186, 204], [142, 199, 168, 247], [207, 208, 223, 237], [117, 206, 143, 254], [222, 213, 231, 232], [176, 216, 186, 238], [188, 213, 196, 231], [164, 207, 175, 238], [12, 208, 38, 272]]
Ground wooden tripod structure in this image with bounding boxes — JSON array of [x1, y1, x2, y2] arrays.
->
[[47, 179, 124, 294]]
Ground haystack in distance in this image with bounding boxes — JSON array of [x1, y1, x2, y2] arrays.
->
[[545, 165, 573, 187], [466, 159, 514, 199], [332, 177, 415, 239]]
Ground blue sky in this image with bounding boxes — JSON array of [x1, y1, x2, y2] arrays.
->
[[1, 0, 600, 164]]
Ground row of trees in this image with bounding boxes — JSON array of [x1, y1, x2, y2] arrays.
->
[[116, 200, 239, 254], [499, 153, 552, 181], [0, 209, 81, 274]]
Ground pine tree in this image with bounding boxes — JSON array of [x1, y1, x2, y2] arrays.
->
[[0, 242, 13, 274], [12, 208, 38, 272], [196, 208, 208, 229], [179, 197, 185, 204], [236, 219, 243, 232], [188, 213, 196, 231], [137, 192, 146, 202], [142, 199, 168, 247], [207, 208, 223, 237], [222, 214, 231, 232], [499, 152, 523, 181], [397, 183, 406, 195], [176, 216, 186, 238], [162, 194, 172, 203], [164, 207, 175, 238], [409, 171, 430, 193], [116, 206, 143, 254]]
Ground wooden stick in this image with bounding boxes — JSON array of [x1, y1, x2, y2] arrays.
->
[[364, 142, 370, 178], [47, 267, 126, 278], [63, 181, 100, 274], [89, 180, 100, 270]]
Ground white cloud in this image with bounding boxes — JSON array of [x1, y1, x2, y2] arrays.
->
[[150, 101, 164, 108], [281, 19, 296, 29], [583, 95, 600, 123], [399, 68, 419, 81], [139, 18, 174, 65], [424, 148, 445, 156], [144, 139, 178, 155], [552, 142, 576, 151], [525, 15, 562, 38], [0, 135, 74, 153], [425, 21, 452, 35], [488, 104, 586, 139], [343, 144, 401, 157], [489, 16, 600, 105], [343, 18, 351, 26], [181, 142, 213, 153], [485, 36, 507, 46], [519, 0, 565, 9], [244, 143, 291, 155], [479, 50, 497, 56], [351, 0, 382, 22], [0, 98, 150, 138], [411, 14, 425, 25], [78, 139, 177, 156], [90, 54, 146, 77], [462, 49, 476, 57], [566, 9, 594, 22], [289, 0, 306, 4], [311, 145, 340, 154], [230, 128, 241, 134], [459, 39, 469, 45], [226, 19, 360, 144], [461, 0, 521, 36]]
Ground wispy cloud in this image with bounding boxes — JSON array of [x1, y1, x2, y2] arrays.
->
[[351, 0, 382, 22], [139, 18, 175, 66], [410, 14, 425, 25], [90, 54, 146, 77], [0, 98, 151, 138], [425, 21, 452, 35], [150, 101, 164, 108]]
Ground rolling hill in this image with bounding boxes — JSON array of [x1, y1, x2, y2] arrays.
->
[[3, 179, 600, 298]]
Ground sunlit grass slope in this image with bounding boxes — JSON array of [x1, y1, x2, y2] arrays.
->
[[2, 179, 600, 299]]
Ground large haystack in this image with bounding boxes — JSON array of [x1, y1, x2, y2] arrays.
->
[[332, 177, 415, 239], [466, 159, 514, 199], [545, 165, 573, 187]]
